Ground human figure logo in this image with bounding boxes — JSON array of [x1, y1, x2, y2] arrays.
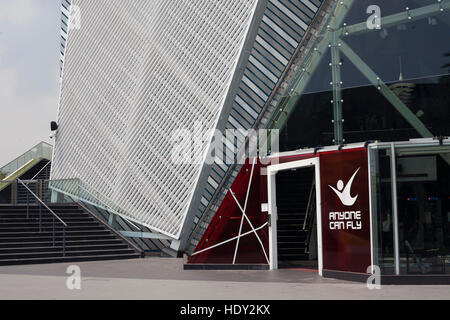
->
[[329, 168, 360, 206]]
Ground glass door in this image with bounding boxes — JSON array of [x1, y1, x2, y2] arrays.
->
[[370, 139, 450, 275], [396, 147, 450, 274]]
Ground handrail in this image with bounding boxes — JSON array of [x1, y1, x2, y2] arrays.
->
[[78, 183, 142, 231], [303, 177, 316, 254], [0, 141, 52, 177], [17, 179, 67, 227], [31, 160, 51, 180], [303, 177, 316, 231]]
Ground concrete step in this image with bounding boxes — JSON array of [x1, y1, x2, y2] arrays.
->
[[0, 253, 141, 266]]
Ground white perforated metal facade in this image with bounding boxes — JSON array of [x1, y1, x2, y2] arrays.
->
[[186, 0, 323, 251], [52, 0, 261, 239]]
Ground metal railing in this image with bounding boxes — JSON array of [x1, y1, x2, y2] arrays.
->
[[78, 183, 142, 231], [30, 160, 51, 180], [8, 179, 52, 205], [303, 177, 316, 254], [49, 178, 142, 231], [17, 179, 67, 256], [0, 142, 52, 178]]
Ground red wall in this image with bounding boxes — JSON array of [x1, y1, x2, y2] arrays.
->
[[188, 159, 269, 264], [319, 149, 371, 273], [189, 148, 372, 274]]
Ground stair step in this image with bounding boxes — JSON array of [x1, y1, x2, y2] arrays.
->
[[278, 241, 306, 246], [0, 253, 141, 266], [278, 253, 309, 261], [0, 221, 99, 228], [0, 207, 82, 211], [0, 211, 86, 216], [0, 234, 117, 243], [0, 244, 129, 254], [277, 229, 307, 234], [277, 234, 307, 240], [0, 226, 105, 233], [277, 207, 307, 212], [278, 248, 307, 254], [0, 217, 95, 223], [0, 230, 112, 238], [0, 248, 136, 260], [277, 222, 304, 227], [0, 239, 124, 248], [0, 214, 89, 220]]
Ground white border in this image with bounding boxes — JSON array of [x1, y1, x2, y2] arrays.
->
[[266, 157, 323, 275], [367, 146, 374, 273]]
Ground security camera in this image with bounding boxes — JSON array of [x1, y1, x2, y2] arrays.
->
[[50, 121, 59, 131], [50, 132, 56, 139]]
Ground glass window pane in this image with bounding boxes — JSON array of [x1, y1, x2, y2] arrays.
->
[[397, 151, 450, 274], [371, 147, 395, 274]]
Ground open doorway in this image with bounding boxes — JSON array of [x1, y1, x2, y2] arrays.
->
[[267, 157, 323, 273], [276, 167, 317, 269]]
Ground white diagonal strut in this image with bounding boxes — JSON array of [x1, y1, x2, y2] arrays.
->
[[230, 189, 270, 264], [191, 222, 269, 256], [232, 158, 257, 264]]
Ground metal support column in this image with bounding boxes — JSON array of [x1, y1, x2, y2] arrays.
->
[[390, 144, 400, 275], [331, 31, 343, 145], [108, 213, 117, 228]]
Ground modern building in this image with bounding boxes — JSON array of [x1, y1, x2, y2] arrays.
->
[[50, 0, 450, 283]]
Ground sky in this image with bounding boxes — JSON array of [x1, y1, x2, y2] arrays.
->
[[0, 0, 61, 167]]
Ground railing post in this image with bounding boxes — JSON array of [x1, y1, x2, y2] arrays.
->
[[39, 203, 42, 232], [26, 191, 29, 219], [53, 216, 55, 247], [12, 180, 17, 205], [38, 180, 42, 202], [63, 226, 66, 257]]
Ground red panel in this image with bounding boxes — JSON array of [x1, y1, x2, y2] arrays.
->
[[189, 148, 371, 269], [188, 159, 269, 264], [319, 149, 371, 273]]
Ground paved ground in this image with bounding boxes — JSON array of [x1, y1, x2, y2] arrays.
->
[[0, 257, 448, 300]]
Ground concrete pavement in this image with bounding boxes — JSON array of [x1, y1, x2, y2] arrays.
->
[[0, 258, 448, 300]]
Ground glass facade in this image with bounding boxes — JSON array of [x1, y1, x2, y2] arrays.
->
[[370, 147, 395, 274], [278, 0, 450, 151], [369, 144, 450, 275], [276, 1, 450, 275], [397, 150, 450, 274]]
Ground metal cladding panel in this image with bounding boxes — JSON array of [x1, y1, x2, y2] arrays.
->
[[188, 0, 322, 251], [52, 0, 260, 238]]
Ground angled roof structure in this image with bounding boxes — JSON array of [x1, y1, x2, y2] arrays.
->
[[51, 0, 325, 248]]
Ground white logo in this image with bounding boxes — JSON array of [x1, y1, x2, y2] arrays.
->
[[329, 168, 360, 206]]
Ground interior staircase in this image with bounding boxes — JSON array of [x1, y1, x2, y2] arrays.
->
[[276, 167, 315, 268], [0, 203, 142, 266]]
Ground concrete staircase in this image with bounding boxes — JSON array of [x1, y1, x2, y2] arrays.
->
[[0, 204, 142, 266]]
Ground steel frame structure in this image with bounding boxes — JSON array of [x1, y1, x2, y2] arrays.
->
[[266, 0, 449, 145]]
